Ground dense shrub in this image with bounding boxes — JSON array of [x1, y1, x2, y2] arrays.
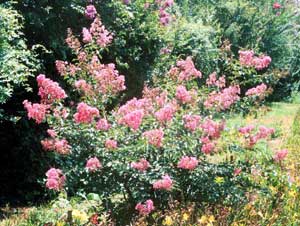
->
[[22, 6, 283, 223]]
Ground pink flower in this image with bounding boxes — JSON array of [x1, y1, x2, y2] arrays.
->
[[73, 102, 99, 124], [239, 50, 254, 66], [246, 83, 267, 97], [183, 114, 201, 132], [256, 126, 275, 139], [234, 168, 242, 176], [135, 199, 155, 215], [239, 125, 255, 135], [176, 57, 202, 81], [201, 119, 225, 139], [23, 100, 49, 124], [153, 175, 173, 190], [131, 158, 150, 172], [41, 138, 71, 155], [82, 27, 93, 43], [204, 85, 240, 111], [273, 149, 288, 162], [176, 85, 192, 104], [75, 79, 92, 94], [273, 2, 282, 9], [93, 63, 126, 94], [47, 129, 57, 138], [155, 103, 176, 123], [55, 60, 68, 75], [143, 129, 164, 147], [119, 109, 144, 131], [86, 157, 102, 172], [45, 168, 65, 191], [96, 118, 111, 131], [90, 18, 113, 48], [177, 156, 198, 170], [206, 72, 226, 88], [201, 141, 215, 154], [105, 139, 118, 150], [85, 5, 97, 19], [36, 74, 67, 104]]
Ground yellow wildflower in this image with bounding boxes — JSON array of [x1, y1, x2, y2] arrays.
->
[[56, 221, 65, 226], [198, 215, 208, 224], [289, 190, 297, 198], [163, 216, 173, 226], [72, 209, 89, 223], [208, 215, 215, 222], [182, 212, 189, 221], [215, 177, 225, 184]]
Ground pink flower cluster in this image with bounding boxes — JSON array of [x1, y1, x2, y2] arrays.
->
[[90, 17, 113, 47], [45, 168, 66, 191], [154, 103, 177, 123], [176, 85, 193, 104], [183, 114, 201, 132], [96, 118, 111, 131], [41, 138, 71, 155], [201, 136, 215, 154], [73, 102, 99, 124], [36, 74, 67, 104], [273, 149, 288, 162], [105, 139, 118, 150], [135, 199, 155, 215], [169, 57, 202, 81], [201, 119, 225, 139], [245, 83, 267, 97], [66, 28, 81, 52], [119, 109, 144, 131], [131, 158, 150, 172], [239, 125, 275, 147], [239, 50, 272, 70], [85, 5, 97, 19], [153, 175, 173, 190], [86, 157, 102, 172], [177, 156, 199, 170], [23, 100, 49, 124], [143, 129, 164, 147], [156, 0, 174, 26], [204, 85, 240, 111], [75, 79, 93, 95], [206, 72, 226, 88], [93, 63, 126, 94]]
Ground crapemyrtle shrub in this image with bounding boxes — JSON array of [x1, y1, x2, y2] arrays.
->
[[23, 6, 276, 223]]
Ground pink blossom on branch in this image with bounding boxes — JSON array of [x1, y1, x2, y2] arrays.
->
[[154, 103, 176, 123], [45, 168, 65, 191], [36, 74, 67, 104], [273, 149, 288, 162], [183, 114, 202, 132], [90, 17, 113, 48], [135, 199, 155, 215], [143, 128, 164, 147], [85, 5, 97, 19], [86, 157, 102, 172], [153, 175, 173, 190], [246, 83, 267, 97], [82, 27, 92, 43], [177, 156, 199, 170], [131, 158, 150, 172], [175, 85, 192, 104], [273, 2, 282, 9], [23, 100, 49, 124], [96, 118, 111, 131], [105, 139, 118, 150], [73, 102, 99, 124]]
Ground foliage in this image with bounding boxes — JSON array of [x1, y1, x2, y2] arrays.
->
[[0, 3, 39, 113]]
